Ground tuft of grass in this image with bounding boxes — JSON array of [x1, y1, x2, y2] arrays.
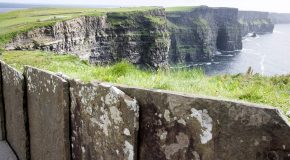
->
[[1, 50, 289, 120]]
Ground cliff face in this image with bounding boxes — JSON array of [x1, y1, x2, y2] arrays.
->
[[269, 13, 290, 24], [167, 6, 242, 64], [5, 9, 170, 69], [4, 7, 277, 67], [238, 11, 274, 36]]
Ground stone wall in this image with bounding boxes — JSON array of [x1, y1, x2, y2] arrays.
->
[[0, 63, 289, 160], [69, 80, 139, 160], [115, 84, 290, 160]]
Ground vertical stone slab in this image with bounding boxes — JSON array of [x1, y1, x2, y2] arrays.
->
[[115, 84, 290, 160], [0, 62, 5, 140], [70, 80, 139, 160], [1, 62, 29, 160], [25, 67, 70, 160]]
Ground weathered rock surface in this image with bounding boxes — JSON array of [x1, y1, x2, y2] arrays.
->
[[70, 80, 139, 160], [238, 11, 274, 36], [25, 66, 70, 160], [115, 84, 290, 160], [6, 9, 170, 69], [167, 6, 242, 64], [0, 63, 5, 140], [1, 62, 29, 160], [0, 141, 18, 160]]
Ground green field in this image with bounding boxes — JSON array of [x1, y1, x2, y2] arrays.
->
[[1, 51, 289, 120], [165, 6, 197, 12], [0, 7, 159, 48]]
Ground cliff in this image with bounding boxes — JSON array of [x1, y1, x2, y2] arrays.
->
[[238, 11, 274, 36], [5, 9, 170, 69], [269, 13, 290, 24], [3, 7, 277, 67], [166, 6, 242, 64]]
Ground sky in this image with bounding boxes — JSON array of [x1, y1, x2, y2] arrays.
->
[[1, 0, 290, 13]]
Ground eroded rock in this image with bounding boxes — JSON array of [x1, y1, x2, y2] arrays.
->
[[70, 80, 139, 160]]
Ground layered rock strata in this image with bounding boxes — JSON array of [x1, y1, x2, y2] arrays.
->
[[167, 6, 242, 64], [6, 9, 170, 69]]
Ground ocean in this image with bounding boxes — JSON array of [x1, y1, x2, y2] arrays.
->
[[197, 24, 290, 76], [0, 8, 25, 13]]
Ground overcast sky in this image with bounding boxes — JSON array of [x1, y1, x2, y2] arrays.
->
[[1, 0, 290, 13]]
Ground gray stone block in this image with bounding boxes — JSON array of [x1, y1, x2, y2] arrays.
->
[[1, 62, 29, 160], [0, 141, 18, 160], [25, 66, 70, 160], [70, 80, 139, 160], [0, 62, 5, 140], [115, 84, 290, 160]]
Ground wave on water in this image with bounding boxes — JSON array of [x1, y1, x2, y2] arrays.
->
[[242, 48, 254, 52], [260, 55, 266, 75], [216, 54, 234, 57]]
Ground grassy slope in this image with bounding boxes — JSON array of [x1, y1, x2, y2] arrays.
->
[[1, 51, 289, 120], [0, 7, 158, 47]]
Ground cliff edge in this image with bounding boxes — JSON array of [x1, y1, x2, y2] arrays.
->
[[5, 8, 170, 69]]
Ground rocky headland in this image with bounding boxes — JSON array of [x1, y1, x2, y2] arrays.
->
[[167, 6, 242, 64], [238, 11, 274, 37], [269, 13, 290, 24]]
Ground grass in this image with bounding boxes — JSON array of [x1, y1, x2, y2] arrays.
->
[[165, 6, 197, 12], [0, 7, 159, 48], [1, 50, 289, 120], [145, 15, 167, 26]]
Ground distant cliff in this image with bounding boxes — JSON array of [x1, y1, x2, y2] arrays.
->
[[4, 7, 277, 67], [166, 6, 242, 64], [238, 11, 274, 36], [5, 9, 170, 69], [269, 13, 290, 24]]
